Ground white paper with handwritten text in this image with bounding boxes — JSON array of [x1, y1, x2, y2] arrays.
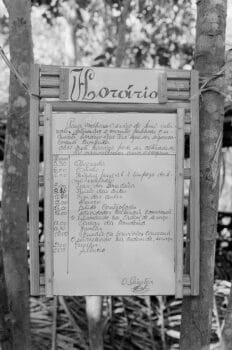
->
[[51, 113, 176, 295]]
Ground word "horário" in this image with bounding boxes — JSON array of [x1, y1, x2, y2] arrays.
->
[[70, 68, 158, 102]]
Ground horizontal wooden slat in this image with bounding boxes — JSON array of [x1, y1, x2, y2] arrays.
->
[[41, 89, 190, 100], [40, 101, 191, 113], [40, 76, 59, 87], [38, 102, 191, 135], [40, 78, 190, 91], [184, 168, 191, 179], [167, 80, 190, 91], [167, 70, 191, 79], [40, 65, 60, 75], [39, 286, 191, 296], [40, 88, 59, 98], [167, 91, 190, 100], [38, 274, 191, 295]]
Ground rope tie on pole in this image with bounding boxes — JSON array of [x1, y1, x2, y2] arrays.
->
[[0, 46, 39, 98]]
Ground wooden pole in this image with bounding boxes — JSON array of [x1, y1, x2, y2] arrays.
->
[[1, 0, 33, 348], [86, 296, 104, 350], [180, 1, 227, 349], [29, 64, 40, 295]]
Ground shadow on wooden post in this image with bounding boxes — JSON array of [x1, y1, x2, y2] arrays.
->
[[86, 296, 104, 350]]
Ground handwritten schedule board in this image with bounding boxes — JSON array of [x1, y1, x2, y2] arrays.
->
[[45, 112, 181, 296]]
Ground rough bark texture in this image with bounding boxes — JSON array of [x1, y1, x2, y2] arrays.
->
[[0, 3, 12, 349], [222, 281, 232, 349], [0, 249, 12, 349], [115, 0, 131, 67], [1, 0, 33, 349], [86, 296, 104, 350], [180, 1, 227, 349]]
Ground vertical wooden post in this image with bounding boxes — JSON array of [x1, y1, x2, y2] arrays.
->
[[190, 70, 200, 295], [29, 63, 40, 295], [86, 296, 104, 350], [44, 103, 53, 297], [158, 72, 167, 103], [175, 108, 184, 298], [59, 68, 69, 100]]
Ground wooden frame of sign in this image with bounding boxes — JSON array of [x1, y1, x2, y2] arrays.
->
[[29, 65, 199, 298]]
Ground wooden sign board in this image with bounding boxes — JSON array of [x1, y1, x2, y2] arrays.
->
[[44, 108, 184, 297], [60, 67, 167, 103], [29, 65, 200, 297]]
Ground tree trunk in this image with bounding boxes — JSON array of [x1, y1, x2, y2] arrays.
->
[[115, 0, 131, 67], [1, 0, 33, 349], [180, 1, 227, 349], [221, 281, 232, 349], [0, 249, 12, 350], [0, 3, 13, 347]]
